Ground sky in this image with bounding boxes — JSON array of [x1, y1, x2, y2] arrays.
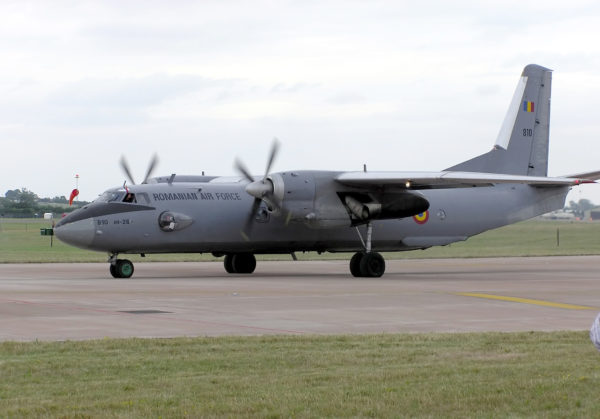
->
[[2, 0, 600, 204]]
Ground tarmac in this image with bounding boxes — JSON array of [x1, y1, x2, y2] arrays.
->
[[1, 256, 600, 341]]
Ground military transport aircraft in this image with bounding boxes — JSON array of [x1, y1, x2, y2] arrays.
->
[[54, 64, 599, 278]]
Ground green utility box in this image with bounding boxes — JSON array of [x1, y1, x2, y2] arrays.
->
[[40, 228, 54, 236]]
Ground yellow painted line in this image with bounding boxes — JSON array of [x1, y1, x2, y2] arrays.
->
[[456, 292, 595, 310]]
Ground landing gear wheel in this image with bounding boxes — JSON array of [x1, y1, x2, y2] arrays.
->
[[111, 259, 134, 278], [224, 254, 235, 273], [232, 253, 256, 274], [110, 263, 118, 278], [358, 252, 385, 278], [224, 253, 256, 274], [350, 252, 365, 277]]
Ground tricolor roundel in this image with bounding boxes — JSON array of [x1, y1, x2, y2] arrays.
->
[[413, 211, 429, 225]]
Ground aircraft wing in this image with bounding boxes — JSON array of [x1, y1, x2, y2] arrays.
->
[[335, 171, 594, 190]]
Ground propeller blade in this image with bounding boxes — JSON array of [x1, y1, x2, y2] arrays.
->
[[234, 158, 255, 183], [120, 156, 136, 185], [142, 154, 159, 184], [264, 138, 280, 177], [240, 198, 262, 240]]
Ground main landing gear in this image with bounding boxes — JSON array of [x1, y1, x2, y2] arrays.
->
[[350, 222, 386, 278], [224, 253, 256, 274], [109, 254, 134, 278]]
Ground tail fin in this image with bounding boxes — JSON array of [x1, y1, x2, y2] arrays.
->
[[447, 64, 552, 176]]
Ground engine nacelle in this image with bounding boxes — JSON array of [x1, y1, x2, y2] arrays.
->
[[272, 172, 431, 228], [275, 171, 351, 229]]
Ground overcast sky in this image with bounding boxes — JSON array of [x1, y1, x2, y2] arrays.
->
[[2, 0, 600, 203]]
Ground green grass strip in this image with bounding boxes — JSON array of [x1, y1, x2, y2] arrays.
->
[[1, 332, 599, 417]]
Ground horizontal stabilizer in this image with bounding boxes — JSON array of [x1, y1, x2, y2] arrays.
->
[[335, 171, 594, 190], [564, 170, 600, 181]]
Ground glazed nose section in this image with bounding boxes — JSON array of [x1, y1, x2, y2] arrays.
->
[[54, 218, 95, 249]]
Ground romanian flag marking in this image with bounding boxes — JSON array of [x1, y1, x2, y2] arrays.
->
[[413, 211, 429, 225], [523, 101, 534, 112]]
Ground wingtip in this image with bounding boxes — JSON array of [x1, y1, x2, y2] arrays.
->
[[574, 179, 596, 185], [564, 170, 600, 181]]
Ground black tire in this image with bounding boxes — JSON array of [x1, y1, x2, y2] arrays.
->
[[116, 259, 134, 279], [109, 263, 119, 278], [231, 253, 256, 274], [359, 252, 385, 278], [224, 254, 236, 273], [350, 252, 365, 277]]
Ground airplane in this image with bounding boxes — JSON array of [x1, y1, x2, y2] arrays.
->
[[53, 64, 600, 278]]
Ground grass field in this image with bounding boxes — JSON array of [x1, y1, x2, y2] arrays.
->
[[2, 218, 600, 263], [1, 332, 599, 417]]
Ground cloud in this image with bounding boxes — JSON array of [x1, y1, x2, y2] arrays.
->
[[39, 74, 235, 125], [48, 74, 216, 107], [326, 92, 367, 105]]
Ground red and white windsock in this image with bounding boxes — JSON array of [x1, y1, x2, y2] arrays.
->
[[68, 188, 79, 206]]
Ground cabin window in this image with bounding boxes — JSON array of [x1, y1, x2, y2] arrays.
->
[[136, 193, 150, 205]]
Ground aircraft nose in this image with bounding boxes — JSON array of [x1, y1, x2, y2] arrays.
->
[[54, 218, 95, 249]]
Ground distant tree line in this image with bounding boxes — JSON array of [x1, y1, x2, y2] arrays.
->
[[566, 199, 596, 219], [0, 189, 89, 218]]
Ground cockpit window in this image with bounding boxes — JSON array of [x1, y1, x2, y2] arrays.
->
[[110, 193, 124, 202], [123, 193, 136, 203], [95, 191, 124, 203]]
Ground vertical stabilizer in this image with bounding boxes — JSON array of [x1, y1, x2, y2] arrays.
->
[[447, 64, 552, 176]]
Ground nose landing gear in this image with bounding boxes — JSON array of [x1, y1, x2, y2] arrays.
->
[[108, 254, 134, 278]]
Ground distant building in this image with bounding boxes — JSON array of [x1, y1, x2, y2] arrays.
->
[[540, 210, 576, 221], [590, 209, 600, 221]]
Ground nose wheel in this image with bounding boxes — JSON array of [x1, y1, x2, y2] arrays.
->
[[109, 254, 134, 278]]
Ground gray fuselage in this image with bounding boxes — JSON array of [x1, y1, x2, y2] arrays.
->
[[55, 170, 569, 256]]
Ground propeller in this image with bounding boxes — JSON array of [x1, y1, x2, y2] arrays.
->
[[120, 154, 159, 185], [120, 156, 136, 185], [235, 139, 284, 239], [142, 154, 159, 184]]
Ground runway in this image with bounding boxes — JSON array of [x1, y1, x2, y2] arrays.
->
[[1, 256, 599, 341]]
